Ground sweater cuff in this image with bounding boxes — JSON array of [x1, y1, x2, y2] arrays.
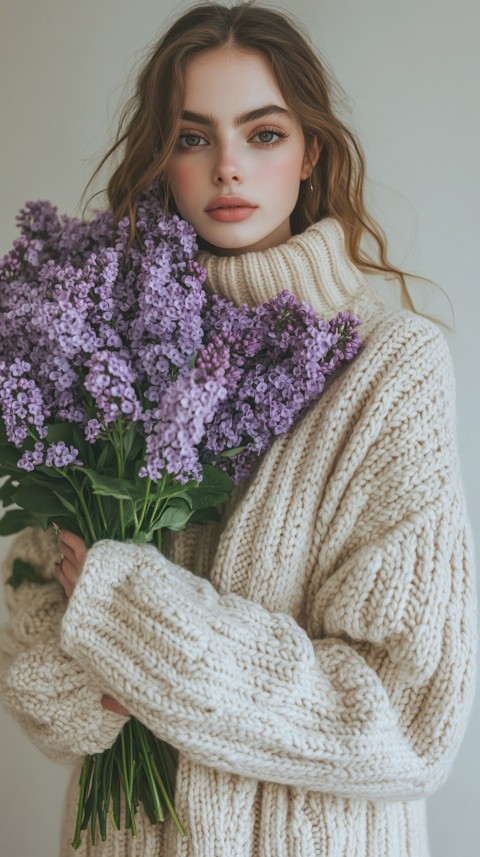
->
[[1, 636, 128, 761], [60, 539, 188, 673]]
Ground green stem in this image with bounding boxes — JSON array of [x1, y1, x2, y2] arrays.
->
[[147, 497, 163, 531], [71, 756, 94, 849], [114, 426, 126, 540], [101, 745, 116, 838], [152, 739, 174, 801], [95, 494, 108, 533], [120, 724, 137, 837], [62, 469, 98, 545], [90, 754, 101, 846], [111, 765, 121, 831], [133, 721, 186, 836], [133, 477, 152, 538], [151, 755, 186, 837], [137, 778, 157, 825], [146, 480, 168, 535], [131, 720, 164, 823]]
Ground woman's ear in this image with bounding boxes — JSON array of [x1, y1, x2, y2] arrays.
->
[[300, 136, 321, 180]]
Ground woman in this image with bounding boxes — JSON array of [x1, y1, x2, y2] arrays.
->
[[1, 4, 476, 856]]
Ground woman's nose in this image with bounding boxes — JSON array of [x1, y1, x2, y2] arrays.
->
[[212, 146, 241, 185]]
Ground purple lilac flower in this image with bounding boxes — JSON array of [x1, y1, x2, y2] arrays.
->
[[202, 294, 268, 359], [202, 301, 362, 483], [0, 185, 210, 469], [17, 442, 46, 471], [0, 359, 48, 446], [141, 340, 232, 483], [15, 200, 61, 240], [84, 351, 142, 439], [121, 208, 207, 398], [0, 186, 362, 488], [45, 441, 82, 468]]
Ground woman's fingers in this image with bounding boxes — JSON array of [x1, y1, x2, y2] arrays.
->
[[58, 541, 76, 564], [101, 695, 131, 716], [53, 530, 88, 596], [53, 562, 74, 598], [59, 530, 88, 570]]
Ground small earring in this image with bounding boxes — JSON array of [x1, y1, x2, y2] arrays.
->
[[309, 179, 314, 192]]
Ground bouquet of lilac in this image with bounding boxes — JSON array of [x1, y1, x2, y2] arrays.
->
[[0, 187, 362, 847]]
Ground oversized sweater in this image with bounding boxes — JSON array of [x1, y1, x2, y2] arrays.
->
[[0, 218, 477, 857]]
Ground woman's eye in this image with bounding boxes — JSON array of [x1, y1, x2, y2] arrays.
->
[[178, 133, 207, 149], [252, 129, 285, 145]]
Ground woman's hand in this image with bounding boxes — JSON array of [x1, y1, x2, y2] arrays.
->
[[53, 530, 88, 599]]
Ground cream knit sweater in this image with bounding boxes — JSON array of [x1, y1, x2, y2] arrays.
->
[[0, 218, 476, 857]]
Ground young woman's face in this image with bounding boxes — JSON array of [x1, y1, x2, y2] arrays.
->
[[165, 47, 317, 255]]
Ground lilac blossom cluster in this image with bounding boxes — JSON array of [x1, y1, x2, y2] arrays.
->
[[141, 338, 232, 482], [200, 293, 362, 481], [0, 188, 361, 484], [0, 188, 210, 474]]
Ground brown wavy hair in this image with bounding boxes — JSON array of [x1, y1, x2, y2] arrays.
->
[[82, 1, 452, 327]]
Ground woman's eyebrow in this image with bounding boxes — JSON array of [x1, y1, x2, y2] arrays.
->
[[181, 104, 291, 128]]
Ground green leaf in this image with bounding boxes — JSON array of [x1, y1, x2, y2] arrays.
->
[[188, 507, 221, 524], [0, 477, 17, 507], [72, 426, 96, 468], [188, 464, 233, 511], [132, 531, 153, 544], [168, 496, 193, 511], [13, 485, 72, 517], [95, 442, 115, 473], [200, 463, 234, 490], [22, 472, 71, 492], [152, 478, 200, 502], [122, 424, 142, 460], [189, 489, 231, 511], [0, 421, 9, 446], [134, 469, 147, 492], [0, 446, 24, 474], [154, 498, 194, 531], [215, 445, 247, 459], [51, 490, 80, 516], [6, 558, 47, 590], [0, 509, 39, 535], [79, 468, 143, 501], [46, 422, 75, 445], [129, 432, 145, 461], [35, 464, 67, 480], [165, 491, 194, 509]]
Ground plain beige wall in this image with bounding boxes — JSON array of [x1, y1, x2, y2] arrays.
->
[[1, 2, 478, 855]]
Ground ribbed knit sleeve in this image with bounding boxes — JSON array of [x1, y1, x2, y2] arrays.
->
[[0, 528, 127, 763], [59, 318, 476, 801]]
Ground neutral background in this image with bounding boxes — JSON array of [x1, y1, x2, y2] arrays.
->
[[0, 1, 478, 856]]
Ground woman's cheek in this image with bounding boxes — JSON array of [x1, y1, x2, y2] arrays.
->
[[165, 160, 197, 207]]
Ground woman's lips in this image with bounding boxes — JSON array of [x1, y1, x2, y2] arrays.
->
[[206, 206, 256, 222], [205, 195, 257, 223]]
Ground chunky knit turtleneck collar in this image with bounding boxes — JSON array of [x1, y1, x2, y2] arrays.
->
[[196, 217, 375, 316]]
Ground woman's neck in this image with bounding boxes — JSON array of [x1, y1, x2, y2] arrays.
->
[[196, 217, 375, 316]]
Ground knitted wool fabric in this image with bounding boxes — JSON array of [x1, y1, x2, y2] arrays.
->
[[0, 218, 476, 857]]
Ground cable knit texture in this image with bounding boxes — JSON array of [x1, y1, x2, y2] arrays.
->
[[0, 528, 128, 764], [0, 218, 476, 857]]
